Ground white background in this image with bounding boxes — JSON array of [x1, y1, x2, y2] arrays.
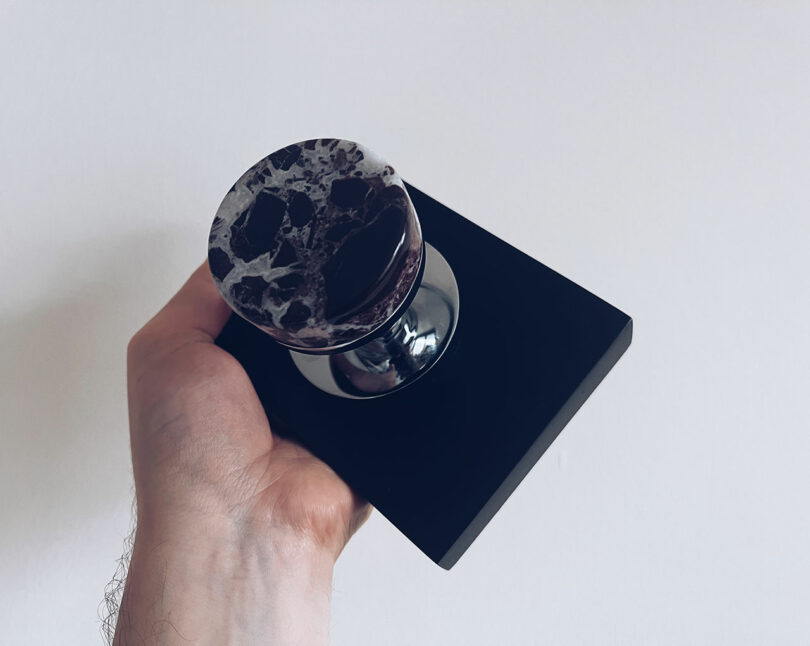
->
[[2, 2, 809, 644]]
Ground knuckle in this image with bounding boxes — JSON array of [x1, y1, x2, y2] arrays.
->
[[126, 328, 147, 358], [126, 326, 157, 365]]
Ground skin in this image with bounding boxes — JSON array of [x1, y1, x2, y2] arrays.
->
[[115, 261, 370, 645]]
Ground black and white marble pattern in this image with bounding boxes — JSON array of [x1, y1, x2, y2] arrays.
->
[[208, 138, 423, 351]]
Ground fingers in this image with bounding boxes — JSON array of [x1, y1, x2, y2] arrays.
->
[[130, 261, 232, 355]]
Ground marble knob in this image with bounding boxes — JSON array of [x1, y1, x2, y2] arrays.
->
[[208, 139, 424, 353]]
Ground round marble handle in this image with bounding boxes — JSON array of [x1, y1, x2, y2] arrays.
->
[[207, 139, 424, 353]]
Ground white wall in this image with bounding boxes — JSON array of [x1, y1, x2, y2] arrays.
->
[[2, 2, 809, 643]]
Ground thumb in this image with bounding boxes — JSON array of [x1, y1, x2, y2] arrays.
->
[[129, 260, 232, 364]]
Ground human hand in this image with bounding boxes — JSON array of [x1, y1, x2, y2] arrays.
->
[[115, 261, 370, 645]]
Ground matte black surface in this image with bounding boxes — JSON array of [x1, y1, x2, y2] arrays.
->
[[215, 184, 632, 568]]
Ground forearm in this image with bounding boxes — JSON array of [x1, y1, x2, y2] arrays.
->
[[114, 522, 336, 646]]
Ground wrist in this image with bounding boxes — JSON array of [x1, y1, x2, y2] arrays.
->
[[115, 521, 336, 645]]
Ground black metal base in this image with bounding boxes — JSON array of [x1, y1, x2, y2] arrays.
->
[[215, 183, 632, 569]]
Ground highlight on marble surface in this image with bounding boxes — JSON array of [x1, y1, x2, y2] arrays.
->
[[208, 139, 423, 352]]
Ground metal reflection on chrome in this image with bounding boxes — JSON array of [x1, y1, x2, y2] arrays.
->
[[290, 243, 459, 399]]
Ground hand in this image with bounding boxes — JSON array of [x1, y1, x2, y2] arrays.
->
[[115, 261, 370, 645]]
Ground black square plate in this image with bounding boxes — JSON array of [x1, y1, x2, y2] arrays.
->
[[216, 183, 632, 568]]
